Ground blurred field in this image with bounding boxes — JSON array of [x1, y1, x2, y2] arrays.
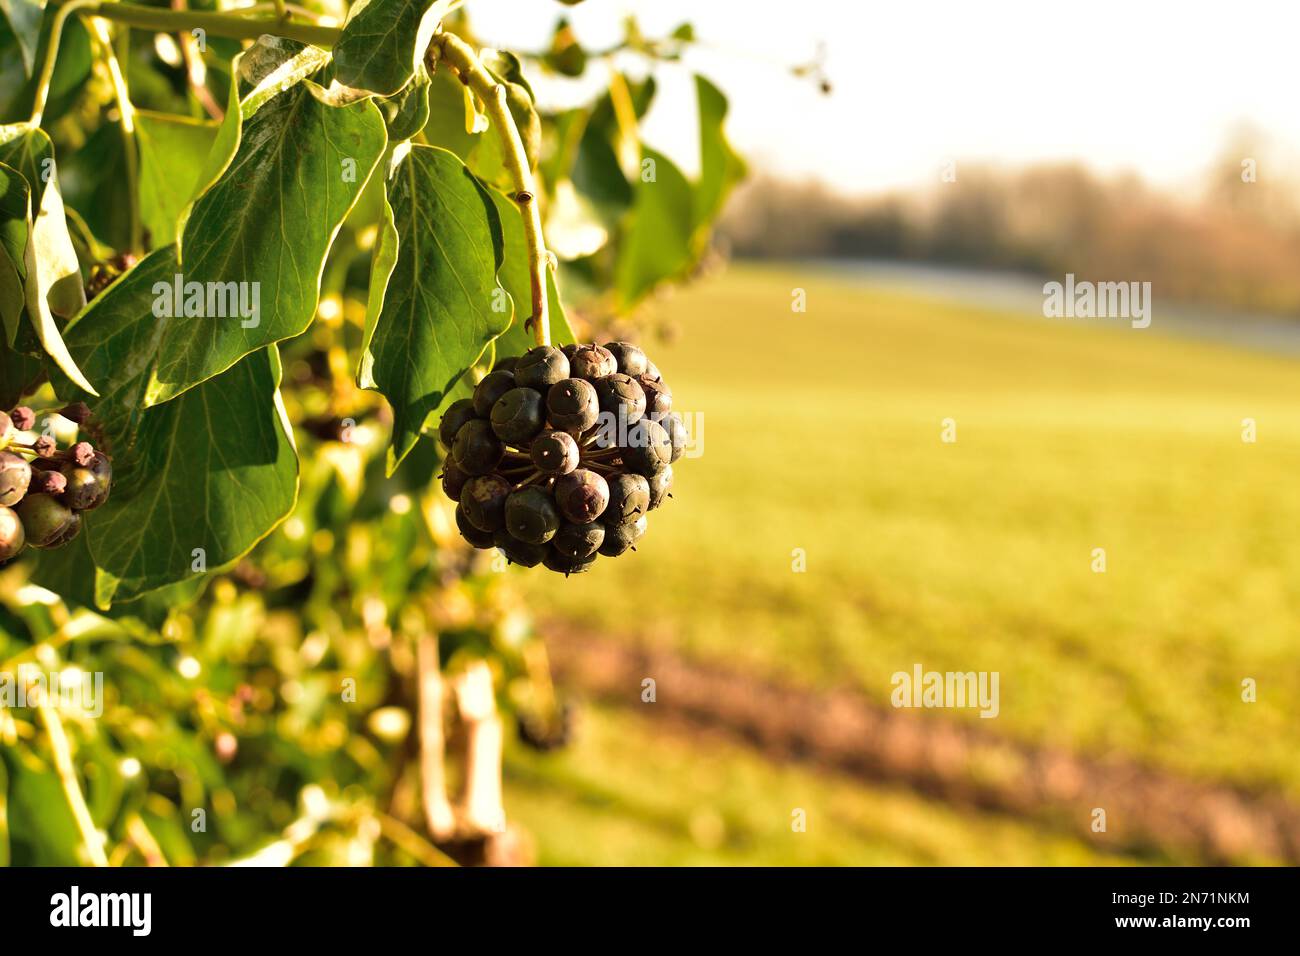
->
[[503, 705, 1155, 865], [517, 261, 1300, 807]]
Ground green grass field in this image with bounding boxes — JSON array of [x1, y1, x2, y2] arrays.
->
[[518, 262, 1300, 802], [503, 705, 1158, 866]]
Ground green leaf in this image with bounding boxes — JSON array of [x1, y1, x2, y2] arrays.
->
[[142, 79, 386, 406], [615, 146, 694, 309], [0, 0, 42, 75], [422, 66, 477, 160], [1, 10, 92, 125], [53, 246, 299, 606], [176, 38, 331, 241], [359, 145, 510, 472], [60, 118, 131, 251], [0, 332, 40, 406], [693, 74, 746, 235], [485, 184, 574, 358], [378, 64, 430, 143], [0, 158, 28, 344], [0, 122, 94, 393], [332, 0, 451, 97], [0, 748, 82, 866], [135, 110, 218, 247]]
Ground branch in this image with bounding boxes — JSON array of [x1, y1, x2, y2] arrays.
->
[[36, 692, 108, 867], [432, 32, 552, 347], [48, 1, 341, 48]]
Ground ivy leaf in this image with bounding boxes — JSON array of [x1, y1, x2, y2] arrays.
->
[[615, 146, 694, 309], [141, 78, 386, 406], [135, 110, 218, 247], [485, 184, 574, 358], [0, 334, 40, 406], [2, 11, 92, 126], [176, 38, 332, 242], [0, 0, 42, 76], [0, 122, 93, 393], [693, 74, 746, 236], [0, 749, 83, 866], [422, 66, 477, 159], [0, 158, 28, 344], [378, 64, 430, 143], [52, 246, 299, 607], [332, 0, 451, 97], [359, 145, 510, 472]]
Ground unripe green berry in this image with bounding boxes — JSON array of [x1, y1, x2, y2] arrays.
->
[[48, 511, 82, 548], [553, 468, 609, 524], [15, 494, 78, 549], [490, 387, 545, 445], [472, 369, 517, 417], [514, 346, 571, 391], [0, 451, 32, 507], [531, 430, 579, 474], [0, 505, 24, 562], [504, 486, 561, 544], [438, 399, 478, 449], [61, 460, 110, 511], [493, 355, 520, 373]]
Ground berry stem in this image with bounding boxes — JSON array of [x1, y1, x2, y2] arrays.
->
[[431, 31, 552, 348]]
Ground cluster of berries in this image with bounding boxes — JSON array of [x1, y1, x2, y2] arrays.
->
[[0, 403, 113, 563], [438, 341, 686, 575]]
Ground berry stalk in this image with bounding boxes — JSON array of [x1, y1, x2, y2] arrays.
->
[[431, 31, 552, 348]]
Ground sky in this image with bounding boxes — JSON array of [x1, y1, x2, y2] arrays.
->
[[471, 0, 1300, 196]]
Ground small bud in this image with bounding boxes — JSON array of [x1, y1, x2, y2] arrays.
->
[[60, 402, 92, 425], [32, 469, 66, 495], [33, 436, 56, 458], [10, 407, 35, 431], [71, 441, 95, 466]]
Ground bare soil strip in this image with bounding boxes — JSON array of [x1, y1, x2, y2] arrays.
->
[[543, 627, 1300, 864]]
